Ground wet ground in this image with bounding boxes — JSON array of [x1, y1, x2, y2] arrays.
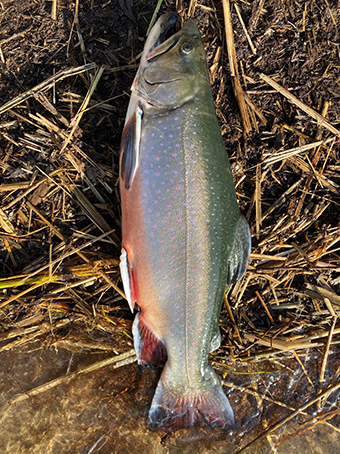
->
[[0, 323, 339, 453]]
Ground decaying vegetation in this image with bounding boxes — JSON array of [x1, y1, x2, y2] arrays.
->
[[0, 0, 339, 452]]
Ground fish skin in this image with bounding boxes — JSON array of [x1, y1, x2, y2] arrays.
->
[[119, 14, 251, 431]]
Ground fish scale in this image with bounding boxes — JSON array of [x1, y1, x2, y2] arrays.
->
[[119, 13, 251, 431], [135, 105, 229, 372]]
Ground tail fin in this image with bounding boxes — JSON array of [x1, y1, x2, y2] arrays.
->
[[148, 367, 234, 431]]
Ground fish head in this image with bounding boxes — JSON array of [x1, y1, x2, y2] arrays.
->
[[132, 13, 209, 110]]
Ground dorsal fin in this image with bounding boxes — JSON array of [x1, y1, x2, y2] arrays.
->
[[120, 104, 143, 190], [226, 214, 251, 285]]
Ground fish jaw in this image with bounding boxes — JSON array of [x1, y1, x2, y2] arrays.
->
[[128, 15, 209, 112]]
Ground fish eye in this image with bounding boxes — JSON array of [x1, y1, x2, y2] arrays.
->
[[181, 41, 194, 55]]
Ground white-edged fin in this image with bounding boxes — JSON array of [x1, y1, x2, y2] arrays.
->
[[132, 312, 142, 362], [210, 328, 221, 353], [119, 247, 134, 312], [226, 214, 251, 286], [132, 313, 167, 366], [120, 104, 143, 190]]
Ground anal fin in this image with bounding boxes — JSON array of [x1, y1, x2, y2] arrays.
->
[[133, 313, 167, 366]]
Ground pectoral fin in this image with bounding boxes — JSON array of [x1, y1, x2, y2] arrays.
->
[[120, 104, 143, 190], [227, 214, 251, 285]]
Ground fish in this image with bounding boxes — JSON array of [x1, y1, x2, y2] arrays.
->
[[119, 13, 251, 431]]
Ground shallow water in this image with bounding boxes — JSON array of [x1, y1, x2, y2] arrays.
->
[[0, 325, 339, 453]]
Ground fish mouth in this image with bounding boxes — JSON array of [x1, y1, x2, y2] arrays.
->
[[145, 13, 182, 62]]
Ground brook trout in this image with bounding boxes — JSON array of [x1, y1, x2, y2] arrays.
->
[[119, 13, 251, 431]]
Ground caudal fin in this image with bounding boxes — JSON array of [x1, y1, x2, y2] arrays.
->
[[148, 368, 234, 431]]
